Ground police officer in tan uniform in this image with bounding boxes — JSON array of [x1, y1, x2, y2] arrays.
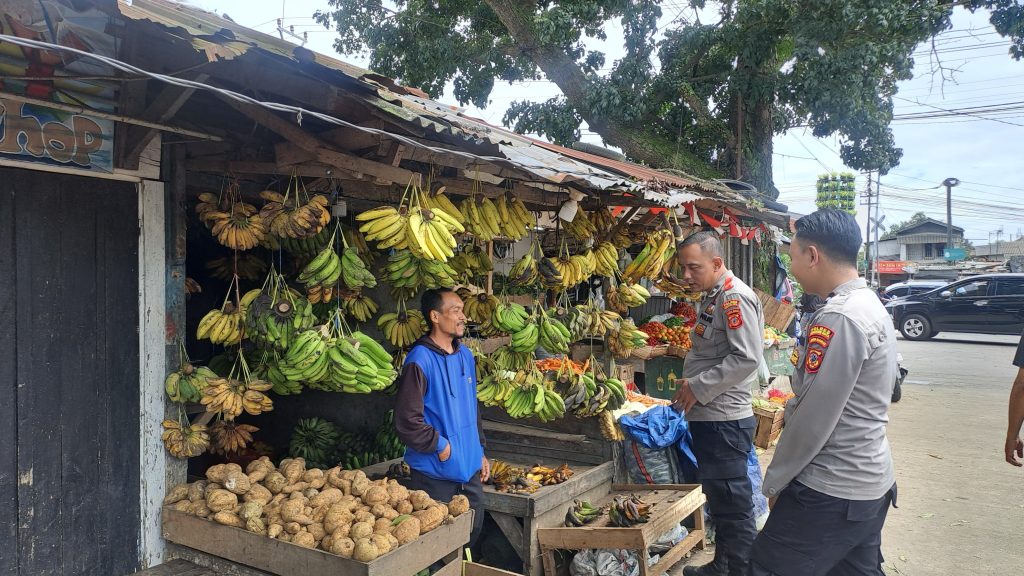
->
[[751, 210, 898, 575], [673, 231, 765, 576]]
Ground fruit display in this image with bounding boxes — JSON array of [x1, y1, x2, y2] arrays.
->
[[162, 415, 210, 458], [608, 494, 652, 527], [340, 292, 379, 323], [487, 460, 540, 494], [654, 257, 704, 301], [337, 410, 406, 470], [244, 278, 317, 353], [607, 318, 650, 360], [209, 420, 260, 455], [554, 358, 627, 417], [200, 367, 274, 421], [622, 229, 675, 284], [378, 301, 427, 349], [165, 343, 219, 404], [593, 241, 620, 277], [526, 463, 575, 486], [638, 321, 692, 350], [163, 458, 467, 559], [605, 281, 651, 313], [563, 206, 597, 240], [564, 500, 603, 527], [386, 249, 458, 299], [196, 190, 267, 251]]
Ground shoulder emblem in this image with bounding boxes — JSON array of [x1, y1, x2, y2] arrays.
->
[[722, 298, 740, 310], [725, 304, 743, 330], [803, 324, 835, 374], [695, 322, 707, 336]]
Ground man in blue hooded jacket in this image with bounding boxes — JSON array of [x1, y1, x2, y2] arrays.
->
[[394, 287, 489, 545]]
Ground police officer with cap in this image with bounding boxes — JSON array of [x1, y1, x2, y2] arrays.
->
[[751, 209, 898, 575], [673, 231, 764, 576]]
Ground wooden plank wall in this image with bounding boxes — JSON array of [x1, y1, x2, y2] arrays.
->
[[0, 167, 142, 575], [0, 180, 17, 575]]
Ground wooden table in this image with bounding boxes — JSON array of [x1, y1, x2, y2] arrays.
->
[[538, 484, 706, 576]]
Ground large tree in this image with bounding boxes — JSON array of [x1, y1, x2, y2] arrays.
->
[[315, 1, 1023, 198]]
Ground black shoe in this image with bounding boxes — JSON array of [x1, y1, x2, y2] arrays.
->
[[683, 560, 729, 576]]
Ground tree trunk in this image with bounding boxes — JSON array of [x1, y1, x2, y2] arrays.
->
[[483, 0, 720, 179]]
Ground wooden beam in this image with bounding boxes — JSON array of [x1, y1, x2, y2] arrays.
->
[[122, 73, 210, 167]]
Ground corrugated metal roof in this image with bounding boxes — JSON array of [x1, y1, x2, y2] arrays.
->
[[117, 0, 787, 227]]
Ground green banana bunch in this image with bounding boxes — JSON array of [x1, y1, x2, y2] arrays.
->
[[340, 245, 377, 289], [538, 311, 572, 355], [288, 417, 341, 470], [165, 363, 217, 404], [299, 245, 343, 291], [321, 331, 398, 394], [491, 301, 530, 333], [564, 500, 603, 527]]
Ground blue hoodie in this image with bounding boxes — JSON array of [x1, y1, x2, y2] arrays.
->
[[394, 336, 484, 483]]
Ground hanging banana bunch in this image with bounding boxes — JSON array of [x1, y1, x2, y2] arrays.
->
[[161, 410, 210, 459], [378, 299, 428, 349], [593, 241, 620, 277], [196, 185, 267, 251], [164, 341, 219, 404], [196, 279, 260, 346], [258, 173, 332, 239], [494, 192, 536, 240], [340, 291, 379, 323], [244, 270, 316, 352], [200, 351, 274, 420], [563, 206, 597, 241], [622, 228, 675, 284]]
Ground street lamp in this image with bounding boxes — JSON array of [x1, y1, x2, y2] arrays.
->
[[942, 177, 960, 250]]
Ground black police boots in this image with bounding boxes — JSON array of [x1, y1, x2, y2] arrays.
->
[[682, 559, 729, 576]]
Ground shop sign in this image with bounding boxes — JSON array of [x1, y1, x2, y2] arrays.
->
[[878, 261, 911, 275], [0, 98, 112, 171]]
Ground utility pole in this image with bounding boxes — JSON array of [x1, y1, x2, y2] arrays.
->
[[943, 177, 960, 251], [864, 172, 873, 281], [874, 175, 882, 287]]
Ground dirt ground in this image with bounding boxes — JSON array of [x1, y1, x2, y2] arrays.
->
[[670, 333, 1024, 576]]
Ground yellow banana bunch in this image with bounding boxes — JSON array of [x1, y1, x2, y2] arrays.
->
[[550, 256, 588, 290], [593, 241, 620, 277], [654, 257, 704, 301], [407, 202, 463, 261], [378, 307, 427, 349], [259, 190, 331, 239], [200, 376, 274, 420], [420, 188, 465, 225], [606, 282, 651, 313], [495, 193, 536, 240], [341, 292, 378, 323], [563, 207, 597, 240], [508, 252, 539, 286], [196, 304, 245, 346], [165, 363, 218, 404], [576, 305, 621, 337], [607, 318, 649, 359], [591, 207, 617, 235], [203, 200, 267, 251], [357, 205, 410, 251], [622, 229, 675, 284], [208, 421, 259, 455], [450, 243, 493, 278], [161, 418, 210, 458], [463, 291, 500, 324], [460, 196, 502, 241]]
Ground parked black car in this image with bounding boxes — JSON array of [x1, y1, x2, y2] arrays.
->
[[883, 281, 948, 299], [884, 273, 1024, 340]]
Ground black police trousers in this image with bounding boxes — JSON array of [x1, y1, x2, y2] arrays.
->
[[403, 468, 485, 547], [749, 482, 897, 576], [689, 417, 758, 576]]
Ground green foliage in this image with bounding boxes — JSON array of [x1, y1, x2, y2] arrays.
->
[[885, 211, 930, 237], [815, 172, 857, 214], [316, 1, 1024, 192]]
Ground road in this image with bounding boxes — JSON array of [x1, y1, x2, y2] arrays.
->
[[881, 333, 1023, 576], [675, 333, 1024, 576]]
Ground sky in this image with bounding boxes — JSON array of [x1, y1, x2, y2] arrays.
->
[[188, 1, 1024, 249]]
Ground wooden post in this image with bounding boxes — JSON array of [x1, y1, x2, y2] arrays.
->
[[487, 241, 494, 295]]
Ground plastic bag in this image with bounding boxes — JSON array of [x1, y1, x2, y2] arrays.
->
[[570, 549, 640, 576], [650, 524, 689, 555], [748, 447, 770, 529], [621, 439, 682, 485]]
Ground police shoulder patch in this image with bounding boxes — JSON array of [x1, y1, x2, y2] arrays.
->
[[725, 305, 743, 329], [803, 324, 834, 373], [722, 298, 741, 310]]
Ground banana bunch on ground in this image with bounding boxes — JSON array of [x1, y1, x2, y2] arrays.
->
[[196, 193, 267, 251], [340, 246, 377, 290], [288, 417, 341, 469], [321, 332, 398, 394], [622, 229, 675, 284], [200, 376, 274, 420], [340, 292, 378, 323], [338, 411, 406, 469], [245, 289, 316, 353], [508, 251, 539, 287], [527, 463, 575, 486], [258, 190, 331, 239], [298, 245, 343, 304], [563, 207, 597, 240], [609, 494, 652, 527], [606, 282, 651, 313], [462, 291, 500, 325], [607, 318, 649, 359], [491, 301, 530, 333], [343, 227, 375, 267], [460, 196, 502, 241], [378, 307, 427, 349], [593, 241, 621, 277], [208, 420, 259, 455], [161, 418, 209, 458], [280, 226, 331, 259], [495, 193, 536, 240], [564, 499, 603, 527], [575, 304, 622, 337], [197, 297, 252, 346], [206, 252, 267, 282], [386, 249, 458, 298], [165, 362, 218, 404], [599, 409, 627, 441], [538, 311, 572, 354], [357, 205, 411, 251], [449, 243, 493, 278]]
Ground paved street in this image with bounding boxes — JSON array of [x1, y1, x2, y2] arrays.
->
[[881, 333, 1023, 576]]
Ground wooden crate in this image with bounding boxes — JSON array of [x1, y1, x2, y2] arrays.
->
[[537, 484, 706, 576], [464, 562, 522, 576], [754, 289, 797, 332], [666, 345, 689, 358], [753, 406, 785, 449], [631, 345, 668, 360], [161, 507, 472, 576]]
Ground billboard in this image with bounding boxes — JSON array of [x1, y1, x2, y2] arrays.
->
[[878, 261, 911, 275], [0, 0, 117, 172]]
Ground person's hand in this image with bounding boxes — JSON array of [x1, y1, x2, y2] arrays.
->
[[438, 443, 452, 462], [481, 456, 491, 482], [672, 379, 699, 413], [1005, 434, 1023, 467]]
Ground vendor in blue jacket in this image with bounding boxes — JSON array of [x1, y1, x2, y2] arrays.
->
[[394, 287, 489, 545]]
